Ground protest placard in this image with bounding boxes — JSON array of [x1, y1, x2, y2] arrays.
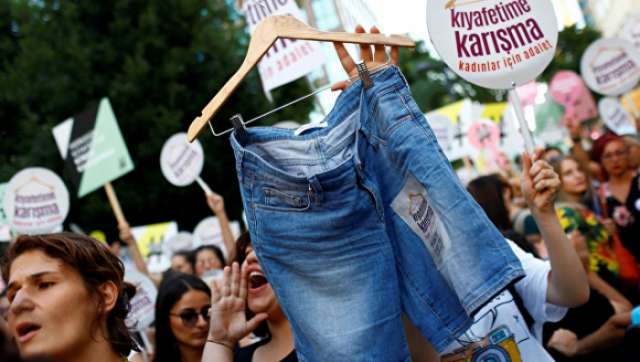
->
[[426, 0, 558, 90], [160, 133, 205, 187], [52, 98, 134, 225], [549, 70, 598, 124], [130, 221, 179, 258], [124, 267, 158, 331], [166, 232, 195, 253], [581, 38, 640, 96], [621, 12, 640, 50], [599, 97, 637, 135], [193, 216, 241, 258], [3, 168, 70, 235], [427, 0, 559, 153], [241, 0, 326, 92], [52, 98, 134, 197]]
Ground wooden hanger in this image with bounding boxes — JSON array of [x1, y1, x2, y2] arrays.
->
[[187, 14, 415, 141]]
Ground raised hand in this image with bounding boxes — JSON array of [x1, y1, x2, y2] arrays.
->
[[118, 222, 134, 245], [521, 149, 560, 214], [331, 25, 399, 92], [206, 192, 225, 215], [207, 262, 268, 347]]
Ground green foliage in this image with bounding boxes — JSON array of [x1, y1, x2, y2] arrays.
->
[[539, 25, 601, 82], [0, 0, 312, 239], [399, 25, 602, 112]]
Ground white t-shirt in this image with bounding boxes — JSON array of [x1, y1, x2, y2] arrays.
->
[[441, 240, 567, 362]]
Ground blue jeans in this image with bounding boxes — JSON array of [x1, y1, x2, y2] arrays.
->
[[355, 66, 524, 349], [230, 65, 523, 360]]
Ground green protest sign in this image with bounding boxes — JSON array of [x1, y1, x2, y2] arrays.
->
[[52, 98, 134, 197], [534, 95, 566, 147]]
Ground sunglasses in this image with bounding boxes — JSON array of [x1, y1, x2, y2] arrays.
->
[[170, 305, 211, 327]]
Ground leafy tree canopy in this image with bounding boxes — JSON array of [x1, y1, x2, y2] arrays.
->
[[0, 0, 312, 240]]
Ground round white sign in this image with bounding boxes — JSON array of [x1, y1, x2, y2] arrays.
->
[[426, 0, 559, 89], [166, 231, 195, 253], [621, 13, 640, 50], [124, 267, 158, 331], [160, 133, 205, 187], [598, 97, 637, 135], [580, 38, 640, 96], [193, 217, 242, 259], [3, 168, 70, 235]]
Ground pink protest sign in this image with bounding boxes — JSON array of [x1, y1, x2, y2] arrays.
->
[[550, 71, 598, 124], [515, 81, 539, 107]]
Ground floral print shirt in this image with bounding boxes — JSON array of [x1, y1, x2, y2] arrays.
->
[[556, 206, 619, 277], [604, 174, 640, 260]]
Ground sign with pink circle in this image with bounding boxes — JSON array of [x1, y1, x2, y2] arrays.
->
[[549, 70, 598, 124], [467, 120, 500, 150]]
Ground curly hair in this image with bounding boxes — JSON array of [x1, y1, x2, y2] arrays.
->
[[1, 232, 138, 357]]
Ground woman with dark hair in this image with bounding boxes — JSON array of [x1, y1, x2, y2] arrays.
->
[[171, 251, 195, 275], [466, 174, 515, 232], [193, 245, 225, 277], [550, 155, 633, 309], [202, 232, 296, 362], [592, 133, 640, 260], [2, 232, 138, 362], [153, 273, 211, 362], [466, 173, 540, 256]]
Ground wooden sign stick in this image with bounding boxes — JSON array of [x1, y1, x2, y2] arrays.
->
[[104, 182, 127, 225]]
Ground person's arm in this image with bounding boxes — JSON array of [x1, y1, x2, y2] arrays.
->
[[521, 151, 589, 307], [119, 222, 150, 276], [206, 192, 236, 264], [588, 272, 633, 313], [548, 312, 631, 356], [202, 263, 268, 362]]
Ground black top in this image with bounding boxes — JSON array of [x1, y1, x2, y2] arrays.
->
[[543, 288, 623, 362], [605, 174, 640, 259], [234, 337, 298, 362]]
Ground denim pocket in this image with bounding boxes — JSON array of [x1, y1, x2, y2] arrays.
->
[[371, 87, 414, 140], [255, 187, 311, 212]]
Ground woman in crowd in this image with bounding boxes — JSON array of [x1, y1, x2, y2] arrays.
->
[[2, 233, 138, 362], [194, 245, 226, 278], [544, 231, 632, 361], [592, 133, 640, 260], [153, 273, 211, 362], [467, 173, 538, 256], [171, 251, 195, 275], [203, 233, 296, 362], [551, 155, 634, 307], [440, 150, 589, 362]]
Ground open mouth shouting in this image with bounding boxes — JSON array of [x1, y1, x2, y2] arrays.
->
[[15, 321, 42, 344], [248, 271, 269, 295]]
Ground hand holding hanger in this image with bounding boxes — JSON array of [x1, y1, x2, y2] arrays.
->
[[331, 25, 400, 92]]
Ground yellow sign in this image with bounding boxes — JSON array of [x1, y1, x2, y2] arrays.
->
[[89, 230, 107, 244], [435, 100, 466, 124], [621, 87, 640, 120], [130, 222, 178, 258], [481, 103, 508, 123]]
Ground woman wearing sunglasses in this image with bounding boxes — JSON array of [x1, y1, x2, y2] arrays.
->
[[153, 273, 211, 362]]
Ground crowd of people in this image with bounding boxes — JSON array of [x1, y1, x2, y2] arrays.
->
[[1, 32, 640, 362]]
